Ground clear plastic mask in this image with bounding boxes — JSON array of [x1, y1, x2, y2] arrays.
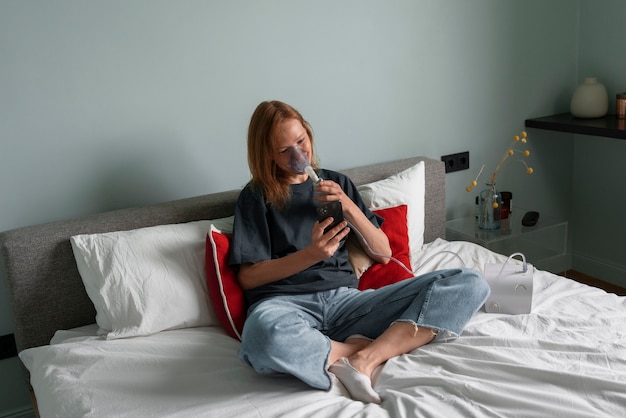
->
[[288, 145, 320, 184], [288, 145, 309, 174]]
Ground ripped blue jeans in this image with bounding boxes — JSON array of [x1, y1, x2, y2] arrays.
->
[[238, 268, 490, 390]]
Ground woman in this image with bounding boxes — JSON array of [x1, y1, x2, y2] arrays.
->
[[229, 100, 490, 403]]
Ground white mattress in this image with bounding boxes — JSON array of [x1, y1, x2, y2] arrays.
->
[[20, 239, 626, 417]]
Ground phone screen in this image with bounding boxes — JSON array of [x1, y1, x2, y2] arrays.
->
[[316, 201, 344, 234]]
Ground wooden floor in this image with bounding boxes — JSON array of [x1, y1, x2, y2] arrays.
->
[[558, 270, 626, 296]]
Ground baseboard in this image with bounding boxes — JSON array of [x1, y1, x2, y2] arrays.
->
[[0, 406, 35, 418], [559, 270, 626, 296], [571, 251, 626, 290]]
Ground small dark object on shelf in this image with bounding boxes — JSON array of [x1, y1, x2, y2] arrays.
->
[[521, 211, 540, 227]]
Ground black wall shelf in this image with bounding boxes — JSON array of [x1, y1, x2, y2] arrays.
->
[[525, 113, 626, 140]]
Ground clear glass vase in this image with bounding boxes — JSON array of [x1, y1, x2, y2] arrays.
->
[[478, 183, 501, 230]]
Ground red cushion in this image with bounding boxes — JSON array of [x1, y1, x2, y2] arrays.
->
[[205, 228, 245, 341], [205, 204, 412, 340], [358, 205, 413, 290]]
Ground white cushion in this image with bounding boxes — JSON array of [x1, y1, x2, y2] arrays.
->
[[357, 161, 425, 270], [71, 217, 233, 339]]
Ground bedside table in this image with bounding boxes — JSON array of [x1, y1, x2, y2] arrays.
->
[[446, 208, 568, 272]]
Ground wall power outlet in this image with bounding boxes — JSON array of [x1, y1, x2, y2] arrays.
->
[[441, 151, 470, 173], [0, 334, 17, 359]]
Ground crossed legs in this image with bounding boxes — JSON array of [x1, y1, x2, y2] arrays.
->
[[338, 322, 437, 378], [240, 269, 490, 403], [329, 322, 437, 403]]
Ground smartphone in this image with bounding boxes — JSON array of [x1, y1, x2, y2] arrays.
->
[[316, 201, 344, 234]]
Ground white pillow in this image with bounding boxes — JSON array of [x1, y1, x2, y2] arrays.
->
[[357, 161, 425, 270], [71, 217, 233, 340]]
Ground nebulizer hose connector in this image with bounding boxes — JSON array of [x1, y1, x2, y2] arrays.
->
[[289, 146, 321, 185]]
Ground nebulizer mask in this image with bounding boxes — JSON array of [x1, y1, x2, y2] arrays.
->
[[289, 145, 321, 184]]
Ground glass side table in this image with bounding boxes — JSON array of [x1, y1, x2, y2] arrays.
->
[[445, 208, 568, 272]]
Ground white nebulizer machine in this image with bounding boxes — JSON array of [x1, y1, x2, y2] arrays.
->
[[483, 252, 534, 314]]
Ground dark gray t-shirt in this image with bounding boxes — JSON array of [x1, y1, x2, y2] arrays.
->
[[229, 169, 381, 306]]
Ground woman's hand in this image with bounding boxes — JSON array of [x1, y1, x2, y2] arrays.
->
[[314, 180, 348, 206], [315, 180, 392, 263], [310, 217, 350, 260]]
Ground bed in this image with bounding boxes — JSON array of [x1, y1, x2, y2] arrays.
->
[[2, 156, 625, 418]]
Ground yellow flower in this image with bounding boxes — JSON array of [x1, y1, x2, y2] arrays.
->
[[466, 131, 533, 192]]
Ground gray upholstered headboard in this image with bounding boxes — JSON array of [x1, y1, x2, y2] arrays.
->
[[1, 156, 445, 355]]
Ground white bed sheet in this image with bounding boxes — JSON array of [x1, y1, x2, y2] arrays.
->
[[20, 239, 626, 417]]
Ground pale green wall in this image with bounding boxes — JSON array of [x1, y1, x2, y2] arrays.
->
[[0, 1, 578, 415], [571, 0, 626, 286]]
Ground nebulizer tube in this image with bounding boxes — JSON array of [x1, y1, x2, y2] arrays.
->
[[289, 146, 321, 184]]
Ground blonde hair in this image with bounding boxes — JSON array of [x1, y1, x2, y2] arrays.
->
[[247, 101, 318, 209]]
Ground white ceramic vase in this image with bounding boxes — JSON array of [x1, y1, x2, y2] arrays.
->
[[570, 77, 609, 118]]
